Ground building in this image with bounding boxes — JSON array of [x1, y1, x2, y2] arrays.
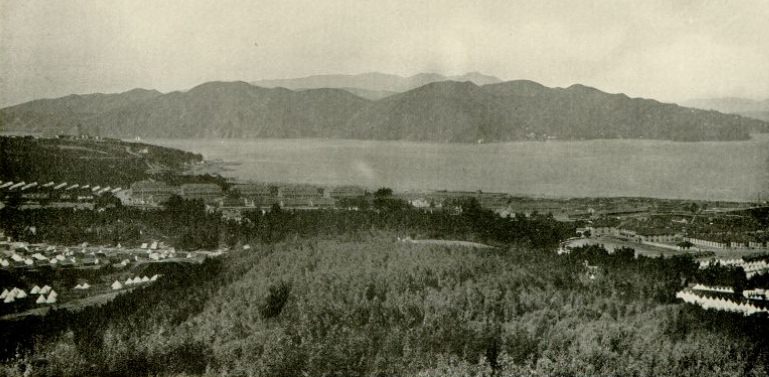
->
[[326, 185, 366, 199], [129, 180, 176, 205], [684, 236, 728, 249], [278, 184, 328, 208], [231, 183, 279, 207], [179, 183, 222, 203]]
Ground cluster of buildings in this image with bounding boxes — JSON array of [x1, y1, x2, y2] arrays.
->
[[580, 214, 768, 251], [127, 180, 367, 210], [0, 239, 186, 271], [684, 235, 768, 250]]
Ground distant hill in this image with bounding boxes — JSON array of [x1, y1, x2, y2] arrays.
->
[[0, 89, 162, 135], [350, 80, 765, 142], [2, 79, 767, 142], [683, 97, 769, 123], [251, 72, 502, 97]]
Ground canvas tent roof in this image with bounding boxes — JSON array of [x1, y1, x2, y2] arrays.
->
[[35, 295, 46, 304], [111, 281, 123, 290]]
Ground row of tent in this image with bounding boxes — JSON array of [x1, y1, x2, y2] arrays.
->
[[743, 288, 768, 300], [111, 275, 159, 290], [676, 290, 769, 316], [691, 284, 734, 294], [2, 286, 58, 304], [0, 180, 123, 194]]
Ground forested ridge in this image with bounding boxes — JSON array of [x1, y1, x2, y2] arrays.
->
[[1, 201, 768, 376]]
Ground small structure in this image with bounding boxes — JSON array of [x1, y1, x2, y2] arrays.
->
[[45, 294, 57, 304], [111, 281, 123, 290], [30, 285, 41, 294], [35, 295, 46, 304]]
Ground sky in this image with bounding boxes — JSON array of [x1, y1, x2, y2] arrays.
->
[[1, 0, 769, 107]]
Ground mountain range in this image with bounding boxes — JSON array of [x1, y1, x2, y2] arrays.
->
[[2, 74, 767, 142], [251, 72, 502, 100], [682, 97, 769, 122]]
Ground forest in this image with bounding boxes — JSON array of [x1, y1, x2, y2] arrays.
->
[[1, 197, 768, 376]]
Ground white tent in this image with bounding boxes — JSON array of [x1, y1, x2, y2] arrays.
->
[[30, 285, 41, 294], [0, 289, 8, 299], [35, 295, 46, 304], [15, 289, 27, 299], [45, 294, 57, 304], [81, 282, 90, 289], [74, 284, 83, 290], [4, 295, 14, 304], [140, 243, 148, 249], [0, 259, 8, 267], [40, 285, 51, 294], [141, 276, 150, 283], [111, 281, 123, 290], [48, 290, 57, 299], [150, 274, 159, 281]]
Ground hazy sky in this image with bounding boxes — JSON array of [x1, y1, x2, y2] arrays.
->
[[1, 0, 768, 107]]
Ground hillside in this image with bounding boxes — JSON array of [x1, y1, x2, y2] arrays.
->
[[0, 136, 202, 186], [2, 80, 768, 142], [350, 81, 764, 142], [86, 82, 371, 138]]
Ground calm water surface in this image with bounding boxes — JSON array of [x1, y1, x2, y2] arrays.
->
[[147, 136, 769, 201]]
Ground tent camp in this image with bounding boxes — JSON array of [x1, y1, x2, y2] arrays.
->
[[4, 295, 14, 304], [0, 289, 8, 299], [31, 285, 41, 294], [111, 281, 123, 290], [15, 289, 27, 299], [45, 294, 57, 304], [35, 295, 46, 304], [151, 275, 159, 281], [48, 290, 58, 298], [40, 285, 51, 294], [141, 276, 150, 283], [81, 282, 90, 289]]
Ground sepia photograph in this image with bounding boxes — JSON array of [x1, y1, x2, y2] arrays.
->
[[1, 0, 769, 376]]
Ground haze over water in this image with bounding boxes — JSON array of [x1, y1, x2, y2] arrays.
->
[[148, 137, 769, 202]]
